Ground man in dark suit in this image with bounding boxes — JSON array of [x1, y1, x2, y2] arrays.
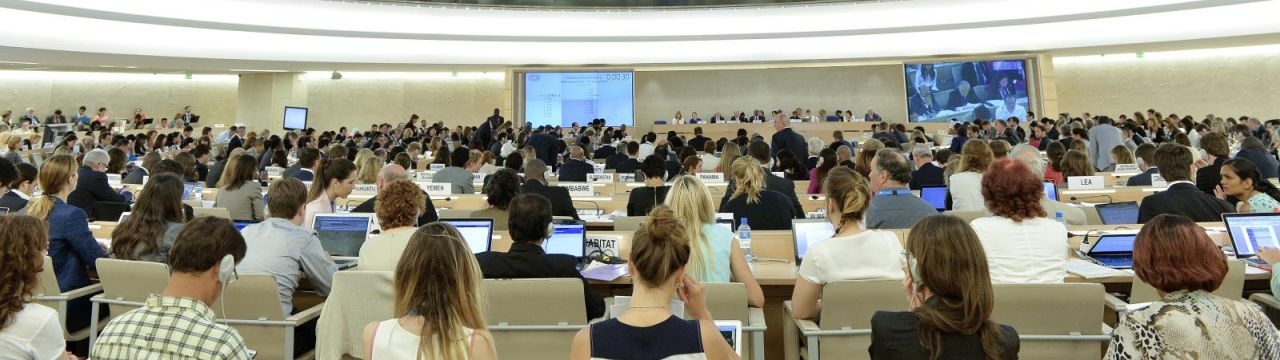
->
[[527, 127, 559, 169], [523, 159, 579, 220], [908, 147, 945, 189], [604, 141, 631, 169], [557, 146, 595, 183], [475, 108, 501, 150], [44, 109, 67, 124], [474, 193, 604, 320], [67, 149, 129, 213], [592, 142, 616, 160], [769, 115, 807, 167], [960, 61, 990, 88], [720, 140, 804, 218], [1124, 144, 1159, 186], [614, 142, 642, 175], [872, 123, 897, 145], [947, 81, 985, 109], [687, 126, 711, 154], [653, 146, 682, 181], [351, 164, 438, 226], [1137, 143, 1233, 223], [226, 126, 244, 150], [287, 148, 321, 181]]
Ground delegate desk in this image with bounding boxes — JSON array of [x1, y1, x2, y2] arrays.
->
[[653, 122, 952, 146]]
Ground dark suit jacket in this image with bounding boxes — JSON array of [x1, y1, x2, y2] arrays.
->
[[67, 166, 126, 212], [521, 180, 579, 220], [770, 128, 807, 164], [351, 191, 439, 226], [616, 158, 641, 175], [1138, 182, 1233, 223], [604, 153, 627, 169], [282, 164, 301, 179], [721, 190, 797, 230], [593, 145, 616, 160], [687, 135, 711, 153], [0, 191, 29, 213], [1125, 167, 1160, 187], [627, 186, 670, 217], [227, 135, 243, 151], [475, 242, 604, 320], [1196, 157, 1228, 195], [869, 309, 1019, 360], [123, 168, 147, 185], [720, 170, 804, 219], [291, 168, 314, 182], [947, 91, 984, 109], [528, 133, 559, 167], [474, 119, 495, 150], [557, 160, 594, 183], [909, 163, 946, 189]]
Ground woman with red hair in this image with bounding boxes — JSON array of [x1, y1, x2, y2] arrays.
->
[[1106, 214, 1280, 358], [969, 158, 1068, 284]]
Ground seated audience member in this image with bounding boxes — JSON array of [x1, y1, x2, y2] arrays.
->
[[681, 156, 701, 176], [238, 178, 338, 317], [1235, 137, 1279, 180], [1009, 144, 1086, 225], [606, 141, 635, 171], [522, 159, 579, 220], [570, 207, 739, 360], [908, 145, 945, 189], [699, 141, 720, 172], [948, 140, 992, 212], [1102, 145, 1136, 172], [302, 158, 357, 229], [362, 222, 496, 360], [791, 166, 903, 320], [91, 217, 252, 359], [665, 175, 764, 307], [109, 174, 185, 263], [1218, 159, 1280, 213], [433, 148, 478, 194], [627, 155, 671, 217], [66, 149, 128, 213], [971, 159, 1067, 284], [807, 148, 837, 194], [652, 145, 682, 181], [215, 154, 266, 222], [173, 152, 200, 183], [29, 155, 107, 333], [1043, 141, 1067, 184], [773, 149, 809, 181], [285, 148, 320, 181], [870, 215, 1019, 359], [0, 215, 70, 358], [1106, 215, 1280, 358], [1125, 143, 1160, 186], [355, 156, 381, 184], [988, 140, 1011, 161], [866, 148, 936, 229], [1, 162, 37, 212], [476, 193, 605, 320], [722, 140, 805, 217], [206, 147, 244, 188], [805, 137, 824, 170], [352, 164, 439, 226], [557, 146, 594, 182], [1138, 143, 1233, 223], [721, 157, 797, 230], [471, 169, 520, 231], [1196, 132, 1230, 195], [358, 180, 428, 271], [1059, 149, 1095, 179]]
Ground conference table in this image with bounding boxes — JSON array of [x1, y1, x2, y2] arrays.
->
[[652, 121, 954, 146]]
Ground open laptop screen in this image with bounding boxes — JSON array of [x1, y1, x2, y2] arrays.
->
[[441, 218, 494, 254], [1089, 234, 1136, 255], [182, 183, 196, 200], [1043, 180, 1059, 202], [1095, 202, 1139, 225], [312, 214, 372, 257], [1224, 213, 1280, 258], [919, 186, 947, 212], [545, 220, 586, 258], [792, 219, 835, 264]]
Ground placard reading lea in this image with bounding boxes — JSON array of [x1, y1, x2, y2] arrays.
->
[[1067, 176, 1105, 190]]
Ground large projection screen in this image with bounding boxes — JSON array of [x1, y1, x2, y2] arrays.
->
[[520, 71, 635, 128], [903, 59, 1033, 123]]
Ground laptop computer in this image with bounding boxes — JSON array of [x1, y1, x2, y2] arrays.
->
[[441, 218, 494, 254], [714, 320, 743, 356], [117, 212, 131, 223], [1223, 213, 1280, 269], [311, 213, 374, 257], [1085, 234, 1137, 269], [182, 183, 197, 200], [1043, 180, 1059, 202], [1095, 202, 1139, 225], [792, 219, 836, 265], [545, 219, 587, 259], [919, 186, 947, 212]]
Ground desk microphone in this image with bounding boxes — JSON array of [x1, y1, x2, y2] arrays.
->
[[572, 200, 603, 216], [1069, 194, 1113, 204]]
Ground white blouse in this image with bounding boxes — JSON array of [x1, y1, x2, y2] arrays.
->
[[970, 216, 1068, 284], [798, 229, 905, 285], [369, 318, 474, 360], [0, 303, 65, 360], [948, 172, 986, 212]]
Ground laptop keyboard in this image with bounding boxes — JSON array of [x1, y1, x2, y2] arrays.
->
[[1095, 256, 1133, 269]]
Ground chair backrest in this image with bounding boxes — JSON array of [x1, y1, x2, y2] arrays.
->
[[1131, 259, 1245, 303], [818, 280, 907, 359], [481, 278, 586, 360], [942, 210, 986, 223], [91, 201, 131, 222], [96, 258, 170, 318], [702, 282, 747, 322], [613, 216, 647, 232], [316, 271, 395, 360], [219, 274, 285, 321], [35, 256, 61, 297], [192, 207, 232, 219], [992, 283, 1105, 360]]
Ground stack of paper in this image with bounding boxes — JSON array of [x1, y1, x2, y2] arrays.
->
[[1065, 259, 1127, 279], [581, 262, 628, 281]]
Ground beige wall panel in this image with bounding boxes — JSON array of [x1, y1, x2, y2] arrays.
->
[[0, 75, 237, 126], [1055, 54, 1280, 119], [304, 77, 504, 132]]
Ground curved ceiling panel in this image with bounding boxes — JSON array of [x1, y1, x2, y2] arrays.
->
[[0, 0, 1277, 66]]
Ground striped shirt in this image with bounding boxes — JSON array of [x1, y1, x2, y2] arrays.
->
[[91, 295, 252, 360]]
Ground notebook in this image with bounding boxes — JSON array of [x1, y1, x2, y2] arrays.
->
[[792, 219, 836, 265], [311, 213, 374, 257], [919, 186, 947, 212], [1223, 213, 1280, 269], [1085, 234, 1137, 269], [545, 219, 587, 258], [441, 218, 494, 254], [1095, 201, 1139, 225]]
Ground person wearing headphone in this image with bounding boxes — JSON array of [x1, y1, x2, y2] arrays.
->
[[473, 193, 605, 321], [868, 215, 1019, 359], [91, 217, 253, 359]]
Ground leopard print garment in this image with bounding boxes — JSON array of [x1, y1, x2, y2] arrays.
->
[[1105, 290, 1280, 359]]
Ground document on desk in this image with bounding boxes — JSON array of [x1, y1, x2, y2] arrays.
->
[[1246, 265, 1270, 275], [581, 262, 628, 281], [1065, 259, 1128, 279]]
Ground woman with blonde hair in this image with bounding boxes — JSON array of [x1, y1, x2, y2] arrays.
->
[[352, 148, 375, 172], [1105, 145, 1136, 172], [717, 142, 740, 177], [356, 156, 382, 185], [28, 154, 106, 333], [948, 140, 993, 211], [1060, 150, 1095, 178], [721, 157, 796, 230], [664, 176, 763, 307], [362, 223, 495, 359], [3, 135, 22, 164]]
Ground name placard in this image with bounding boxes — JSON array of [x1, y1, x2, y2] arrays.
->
[[1113, 163, 1140, 173], [416, 182, 451, 196], [106, 173, 122, 186], [415, 171, 435, 181], [1067, 176, 1105, 190], [429, 163, 445, 171], [1151, 174, 1167, 188], [697, 173, 725, 183], [619, 173, 638, 183], [473, 173, 488, 183], [561, 183, 596, 197], [587, 173, 614, 184], [265, 166, 284, 177], [771, 171, 785, 178], [592, 163, 605, 174], [352, 183, 378, 196]]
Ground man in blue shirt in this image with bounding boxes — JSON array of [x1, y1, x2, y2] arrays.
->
[[865, 149, 937, 230]]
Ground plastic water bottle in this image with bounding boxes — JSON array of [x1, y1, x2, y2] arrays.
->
[[1055, 211, 1066, 225], [739, 218, 754, 262]]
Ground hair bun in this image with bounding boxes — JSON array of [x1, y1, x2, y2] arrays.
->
[[643, 206, 683, 242]]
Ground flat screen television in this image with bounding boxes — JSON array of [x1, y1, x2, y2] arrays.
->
[[283, 106, 308, 131], [903, 59, 1030, 123], [522, 71, 634, 128]]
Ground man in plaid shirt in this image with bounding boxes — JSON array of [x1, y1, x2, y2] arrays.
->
[[91, 217, 252, 359]]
